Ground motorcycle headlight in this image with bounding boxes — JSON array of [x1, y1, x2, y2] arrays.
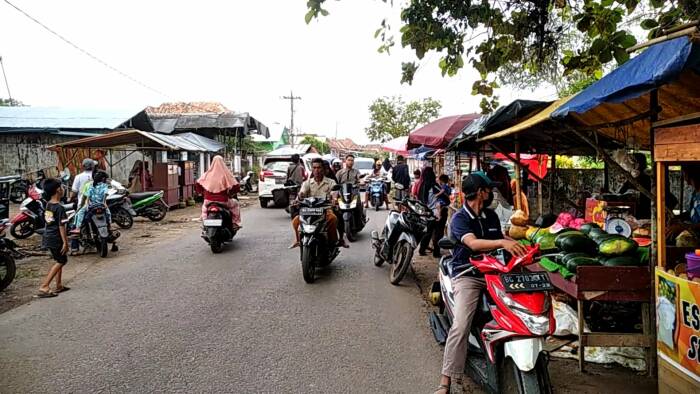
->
[[349, 198, 357, 209], [302, 224, 317, 233], [493, 285, 550, 335]]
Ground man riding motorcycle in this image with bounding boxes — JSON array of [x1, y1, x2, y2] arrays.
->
[[289, 158, 346, 249], [363, 159, 390, 209], [434, 172, 528, 394], [287, 154, 307, 186]]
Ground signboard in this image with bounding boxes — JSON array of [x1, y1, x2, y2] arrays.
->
[[656, 268, 700, 381], [444, 151, 456, 176]]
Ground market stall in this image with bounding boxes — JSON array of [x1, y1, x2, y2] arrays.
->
[[653, 122, 700, 392], [48, 129, 224, 207]]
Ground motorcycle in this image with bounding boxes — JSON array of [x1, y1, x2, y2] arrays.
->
[[201, 202, 238, 253], [68, 204, 119, 258], [106, 181, 137, 229], [128, 190, 168, 221], [371, 198, 435, 285], [239, 171, 257, 196], [10, 172, 75, 239], [8, 176, 28, 204], [297, 197, 340, 284], [0, 219, 25, 291], [367, 176, 387, 211], [428, 216, 557, 394], [337, 182, 366, 242]]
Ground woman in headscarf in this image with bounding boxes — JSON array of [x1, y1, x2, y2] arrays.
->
[[195, 156, 241, 229], [128, 160, 144, 193], [486, 164, 514, 233], [417, 166, 440, 256]]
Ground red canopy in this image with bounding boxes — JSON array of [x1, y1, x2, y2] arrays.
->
[[493, 153, 549, 181], [407, 114, 479, 149]]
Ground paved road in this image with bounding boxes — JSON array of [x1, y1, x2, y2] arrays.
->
[[0, 205, 443, 393]]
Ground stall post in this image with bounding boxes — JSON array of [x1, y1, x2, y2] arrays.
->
[[549, 140, 556, 213], [514, 138, 522, 210]]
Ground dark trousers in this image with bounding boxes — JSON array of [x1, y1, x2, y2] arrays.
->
[[420, 207, 448, 257]]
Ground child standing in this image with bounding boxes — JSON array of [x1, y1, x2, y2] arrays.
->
[[37, 178, 70, 298]]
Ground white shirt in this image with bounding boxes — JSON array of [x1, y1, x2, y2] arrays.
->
[[71, 171, 93, 200]]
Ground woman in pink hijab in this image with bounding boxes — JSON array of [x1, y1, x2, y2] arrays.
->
[[195, 156, 241, 228]]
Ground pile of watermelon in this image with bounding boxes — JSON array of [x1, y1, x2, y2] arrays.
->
[[526, 222, 645, 275]]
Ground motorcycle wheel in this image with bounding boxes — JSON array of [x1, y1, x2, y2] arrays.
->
[[373, 251, 384, 267], [10, 186, 26, 204], [499, 356, 552, 394], [210, 238, 223, 254], [10, 221, 34, 239], [98, 239, 109, 258], [147, 201, 168, 222], [389, 241, 413, 285], [345, 221, 356, 243], [301, 246, 315, 284], [113, 208, 134, 229], [0, 253, 17, 291]]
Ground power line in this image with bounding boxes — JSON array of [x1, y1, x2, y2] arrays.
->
[[3, 0, 168, 98], [0, 56, 13, 103]]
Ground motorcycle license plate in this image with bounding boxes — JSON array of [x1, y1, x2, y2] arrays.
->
[[203, 219, 222, 227], [300, 207, 324, 216], [500, 272, 553, 293]]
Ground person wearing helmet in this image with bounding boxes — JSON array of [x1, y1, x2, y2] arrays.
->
[[332, 158, 342, 173], [70, 158, 96, 203]]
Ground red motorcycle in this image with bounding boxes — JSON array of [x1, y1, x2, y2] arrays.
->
[[9, 183, 46, 239], [430, 239, 555, 394]]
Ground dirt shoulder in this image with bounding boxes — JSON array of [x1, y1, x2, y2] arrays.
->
[[0, 196, 255, 315], [409, 254, 656, 394]]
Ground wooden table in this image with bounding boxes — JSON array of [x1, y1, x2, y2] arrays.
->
[[527, 264, 654, 373]]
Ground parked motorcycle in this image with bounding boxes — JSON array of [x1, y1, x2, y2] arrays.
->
[[371, 198, 435, 285], [239, 171, 257, 196], [10, 177, 74, 239], [367, 176, 387, 211], [201, 202, 238, 253], [297, 197, 340, 284], [337, 182, 366, 242], [0, 219, 25, 291], [129, 190, 168, 221], [106, 181, 137, 229], [428, 217, 557, 394], [68, 204, 119, 258], [8, 177, 28, 204]]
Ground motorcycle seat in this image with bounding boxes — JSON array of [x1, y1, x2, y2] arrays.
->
[[0, 175, 21, 183], [129, 191, 160, 201], [206, 201, 230, 210], [61, 203, 76, 211]]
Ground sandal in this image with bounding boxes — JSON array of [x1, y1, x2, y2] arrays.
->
[[55, 286, 71, 293], [433, 384, 450, 394], [35, 290, 58, 298]]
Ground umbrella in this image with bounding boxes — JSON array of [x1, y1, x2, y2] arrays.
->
[[408, 114, 479, 149], [382, 136, 409, 155]]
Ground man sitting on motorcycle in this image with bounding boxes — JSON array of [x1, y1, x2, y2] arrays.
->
[[364, 159, 390, 209], [196, 155, 241, 230], [71, 170, 112, 234], [289, 158, 346, 249], [435, 172, 527, 394]]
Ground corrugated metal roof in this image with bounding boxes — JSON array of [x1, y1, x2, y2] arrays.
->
[[0, 107, 142, 129], [150, 112, 269, 138], [48, 129, 225, 152]]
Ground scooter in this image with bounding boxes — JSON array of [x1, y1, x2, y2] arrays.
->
[[337, 182, 366, 242], [106, 181, 137, 229], [297, 197, 340, 284], [0, 219, 25, 291], [371, 198, 435, 285], [128, 190, 168, 221], [68, 204, 119, 258], [201, 202, 238, 253], [367, 176, 387, 211], [428, 231, 556, 393], [239, 171, 257, 195]]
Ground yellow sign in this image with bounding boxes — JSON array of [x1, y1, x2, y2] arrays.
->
[[656, 268, 700, 380]]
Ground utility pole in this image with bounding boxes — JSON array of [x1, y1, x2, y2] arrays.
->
[[0, 56, 13, 105], [282, 90, 301, 145]]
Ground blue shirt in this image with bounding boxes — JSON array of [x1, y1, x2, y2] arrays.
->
[[437, 184, 451, 206], [449, 205, 503, 277], [690, 191, 700, 224]]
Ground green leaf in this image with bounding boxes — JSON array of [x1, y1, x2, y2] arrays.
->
[[619, 34, 637, 48], [614, 47, 630, 64], [590, 38, 606, 54], [640, 19, 659, 30], [320, 9, 329, 17], [594, 69, 603, 79], [598, 49, 613, 63], [304, 10, 314, 24], [650, 0, 665, 8]]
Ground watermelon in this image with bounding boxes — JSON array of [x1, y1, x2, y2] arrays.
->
[[588, 228, 606, 240], [600, 255, 641, 267], [554, 231, 584, 248], [535, 232, 557, 251], [565, 256, 600, 271], [557, 234, 598, 254], [598, 236, 638, 256], [579, 222, 600, 235], [561, 252, 591, 265]]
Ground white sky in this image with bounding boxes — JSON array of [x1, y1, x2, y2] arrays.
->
[[0, 0, 556, 143]]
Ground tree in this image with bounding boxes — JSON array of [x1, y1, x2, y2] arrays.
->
[[301, 135, 330, 154], [365, 96, 442, 142], [0, 98, 25, 106], [307, 1, 700, 113]]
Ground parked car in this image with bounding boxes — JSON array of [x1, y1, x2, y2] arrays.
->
[[258, 158, 292, 208], [354, 157, 375, 190]]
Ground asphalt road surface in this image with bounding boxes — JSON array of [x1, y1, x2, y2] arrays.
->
[[0, 204, 444, 393]]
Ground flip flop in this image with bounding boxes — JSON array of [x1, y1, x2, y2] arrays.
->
[[35, 290, 58, 298], [55, 286, 71, 293]]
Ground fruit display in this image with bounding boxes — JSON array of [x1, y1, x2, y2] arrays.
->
[[508, 224, 528, 240], [534, 220, 645, 279]]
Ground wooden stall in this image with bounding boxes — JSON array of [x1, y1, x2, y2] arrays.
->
[[653, 123, 700, 393]]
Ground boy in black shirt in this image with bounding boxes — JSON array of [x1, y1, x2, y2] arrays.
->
[[37, 178, 70, 298]]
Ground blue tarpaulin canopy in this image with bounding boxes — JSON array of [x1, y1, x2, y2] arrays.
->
[[551, 35, 700, 149]]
